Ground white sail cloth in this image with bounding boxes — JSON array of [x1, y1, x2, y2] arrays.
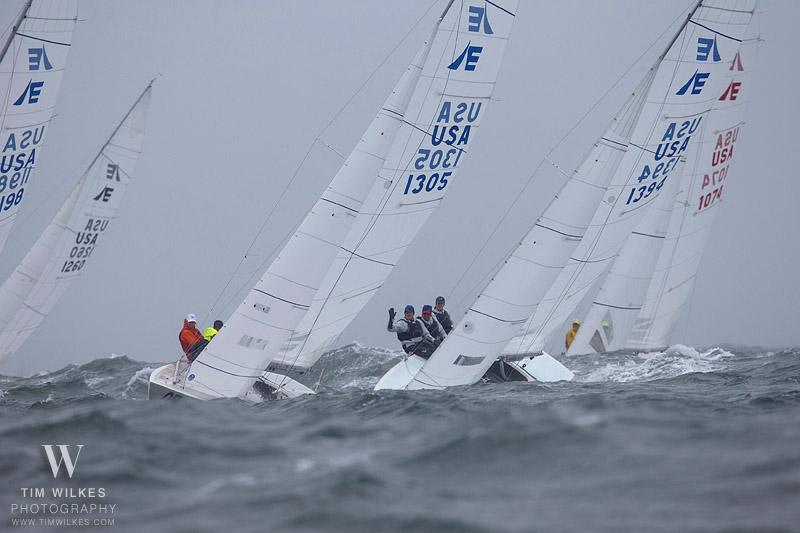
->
[[0, 84, 151, 362], [0, 0, 77, 256], [184, 6, 452, 399], [505, 1, 755, 357], [566, 166, 683, 355], [399, 71, 656, 389], [269, 0, 518, 374], [627, 32, 759, 351]]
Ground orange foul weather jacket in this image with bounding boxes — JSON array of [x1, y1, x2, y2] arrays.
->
[[179, 320, 204, 356]]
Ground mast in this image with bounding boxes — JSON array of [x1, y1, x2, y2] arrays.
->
[[658, 0, 703, 62], [82, 78, 156, 177], [0, 0, 32, 63]]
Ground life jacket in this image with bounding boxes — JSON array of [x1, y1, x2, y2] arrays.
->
[[396, 318, 425, 352], [565, 329, 577, 349], [420, 316, 444, 341], [203, 327, 218, 341], [432, 308, 453, 333], [179, 320, 204, 354]]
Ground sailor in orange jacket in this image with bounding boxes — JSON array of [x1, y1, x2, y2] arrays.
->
[[179, 314, 206, 361]]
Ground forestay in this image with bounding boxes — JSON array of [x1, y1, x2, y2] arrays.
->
[[184, 5, 450, 398], [0, 83, 152, 362], [271, 0, 518, 373], [402, 71, 656, 389], [505, 0, 755, 356], [627, 24, 759, 351], [0, 0, 77, 256]]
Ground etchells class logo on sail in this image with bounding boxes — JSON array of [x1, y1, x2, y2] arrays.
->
[[41, 445, 84, 479]]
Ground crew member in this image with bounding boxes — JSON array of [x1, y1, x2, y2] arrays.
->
[[204, 319, 224, 341], [179, 314, 207, 362], [419, 305, 447, 347], [565, 319, 581, 351], [387, 305, 436, 359], [432, 295, 454, 334]]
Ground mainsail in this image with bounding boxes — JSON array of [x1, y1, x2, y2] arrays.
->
[[505, 0, 755, 357], [627, 29, 759, 351], [269, 0, 518, 374], [0, 0, 77, 256], [397, 71, 657, 389], [565, 166, 684, 355], [0, 83, 152, 362], [184, 2, 461, 399]]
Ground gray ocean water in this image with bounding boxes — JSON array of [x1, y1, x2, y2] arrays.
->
[[1, 345, 798, 532]]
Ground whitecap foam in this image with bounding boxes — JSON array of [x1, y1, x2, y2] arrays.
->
[[582, 344, 732, 383]]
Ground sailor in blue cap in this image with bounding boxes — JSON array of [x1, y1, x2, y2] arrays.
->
[[387, 304, 436, 359]]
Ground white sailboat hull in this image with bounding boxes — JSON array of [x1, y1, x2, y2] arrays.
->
[[507, 353, 575, 382], [374, 355, 428, 390], [147, 364, 314, 400], [374, 352, 573, 391]]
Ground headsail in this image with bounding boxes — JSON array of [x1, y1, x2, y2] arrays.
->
[[269, 0, 518, 374], [184, 3, 456, 398], [0, 0, 77, 256], [396, 70, 657, 389], [505, 0, 755, 356], [0, 83, 152, 362], [565, 165, 684, 355], [627, 27, 759, 351]]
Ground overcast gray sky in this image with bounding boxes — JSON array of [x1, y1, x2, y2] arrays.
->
[[0, 0, 795, 376]]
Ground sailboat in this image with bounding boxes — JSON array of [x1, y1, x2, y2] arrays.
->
[[0, 82, 153, 363], [377, 0, 757, 390], [148, 0, 519, 400], [0, 0, 77, 257], [564, 9, 760, 356], [626, 32, 759, 352]]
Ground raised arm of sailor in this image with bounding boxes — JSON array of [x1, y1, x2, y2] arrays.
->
[[388, 318, 409, 333]]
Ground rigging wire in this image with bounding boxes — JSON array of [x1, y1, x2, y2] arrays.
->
[[446, 0, 699, 313], [203, 0, 442, 325], [273, 0, 464, 387]]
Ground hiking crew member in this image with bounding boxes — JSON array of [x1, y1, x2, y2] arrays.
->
[[204, 319, 224, 341], [179, 314, 207, 362], [432, 296, 454, 334], [419, 304, 447, 347], [565, 319, 581, 351], [387, 305, 437, 359]]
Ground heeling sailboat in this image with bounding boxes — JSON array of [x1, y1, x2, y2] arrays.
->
[[0, 0, 77, 256], [627, 24, 760, 352], [565, 161, 688, 356], [502, 0, 755, 360], [149, 0, 508, 401], [374, 69, 660, 390], [573, 9, 760, 355], [0, 82, 152, 363], [264, 0, 518, 380]]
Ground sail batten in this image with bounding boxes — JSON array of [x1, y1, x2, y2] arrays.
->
[[184, 6, 467, 398], [262, 0, 519, 376], [504, 1, 755, 358], [628, 24, 759, 351], [0, 83, 152, 362], [0, 0, 78, 257]]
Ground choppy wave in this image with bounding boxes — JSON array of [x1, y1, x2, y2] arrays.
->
[[1, 345, 799, 532]]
